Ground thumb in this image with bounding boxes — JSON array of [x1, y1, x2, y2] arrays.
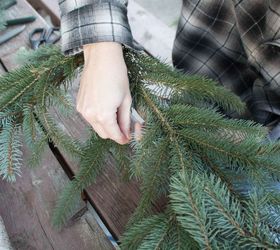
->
[[117, 96, 132, 140]]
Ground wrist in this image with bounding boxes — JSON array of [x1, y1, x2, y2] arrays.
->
[[83, 42, 124, 64]]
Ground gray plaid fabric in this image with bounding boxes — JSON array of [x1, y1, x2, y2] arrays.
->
[[58, 0, 140, 55], [59, 0, 280, 128]]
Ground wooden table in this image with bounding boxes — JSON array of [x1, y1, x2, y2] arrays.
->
[[0, 1, 113, 249], [0, 0, 176, 247]]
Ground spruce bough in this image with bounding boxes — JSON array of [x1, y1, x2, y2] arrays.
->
[[0, 45, 279, 249]]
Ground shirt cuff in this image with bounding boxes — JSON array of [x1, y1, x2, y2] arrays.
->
[[60, 1, 142, 56]]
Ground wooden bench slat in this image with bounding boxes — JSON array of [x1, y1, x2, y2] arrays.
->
[[0, 0, 47, 61], [1, 0, 176, 240], [24, 0, 177, 238], [0, 62, 6, 74], [27, 0, 60, 26], [0, 1, 113, 248], [1, 0, 140, 240], [0, 146, 113, 250], [51, 83, 141, 237]]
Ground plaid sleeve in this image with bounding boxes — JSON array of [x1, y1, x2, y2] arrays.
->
[[233, 0, 280, 94], [232, 0, 280, 125], [58, 0, 140, 55]]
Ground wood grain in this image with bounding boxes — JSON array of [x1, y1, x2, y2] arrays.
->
[[0, 61, 6, 74], [0, 1, 113, 249], [50, 78, 141, 238], [27, 0, 61, 26], [24, 0, 175, 238], [2, 0, 174, 240], [0, 147, 113, 250], [0, 0, 47, 62]]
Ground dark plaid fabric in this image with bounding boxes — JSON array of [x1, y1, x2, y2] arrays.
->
[[59, 0, 280, 127], [172, 0, 280, 126]]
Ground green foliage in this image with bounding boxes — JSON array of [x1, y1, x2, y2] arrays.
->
[[110, 143, 131, 181], [170, 172, 215, 249], [169, 171, 280, 249], [0, 118, 22, 181], [126, 52, 245, 114], [52, 135, 112, 228], [121, 212, 199, 250], [0, 46, 81, 175], [0, 45, 279, 248], [121, 213, 168, 249]]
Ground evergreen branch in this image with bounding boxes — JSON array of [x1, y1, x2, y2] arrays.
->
[[0, 66, 47, 111], [164, 217, 199, 250], [178, 127, 280, 179], [22, 106, 42, 148], [140, 87, 189, 175], [203, 174, 246, 239], [52, 136, 111, 228], [0, 119, 22, 182], [134, 53, 245, 114], [170, 172, 214, 249], [121, 213, 168, 250], [110, 143, 131, 181], [167, 104, 266, 137], [138, 218, 169, 250], [48, 89, 74, 116], [35, 110, 82, 158], [201, 153, 242, 198], [129, 120, 162, 179], [129, 138, 170, 225], [242, 190, 280, 249], [27, 134, 48, 168]]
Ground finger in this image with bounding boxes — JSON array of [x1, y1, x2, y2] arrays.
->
[[102, 113, 129, 145], [117, 97, 132, 140], [90, 122, 108, 139], [134, 122, 144, 141], [79, 111, 108, 139]]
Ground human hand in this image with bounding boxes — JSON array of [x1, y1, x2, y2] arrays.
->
[[77, 42, 132, 145]]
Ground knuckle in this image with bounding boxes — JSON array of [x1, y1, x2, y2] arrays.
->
[[99, 133, 108, 139], [95, 113, 111, 123], [81, 108, 95, 121], [76, 105, 81, 114]]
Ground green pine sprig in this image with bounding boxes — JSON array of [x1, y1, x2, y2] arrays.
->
[[0, 45, 279, 248]]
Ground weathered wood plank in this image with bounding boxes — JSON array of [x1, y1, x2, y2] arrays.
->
[[0, 146, 113, 250], [0, 0, 47, 62], [0, 216, 13, 250], [0, 62, 6, 74], [0, 1, 114, 248], [27, 0, 60, 26], [51, 79, 142, 238]]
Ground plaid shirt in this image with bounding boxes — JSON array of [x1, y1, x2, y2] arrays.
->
[[59, 0, 280, 133]]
